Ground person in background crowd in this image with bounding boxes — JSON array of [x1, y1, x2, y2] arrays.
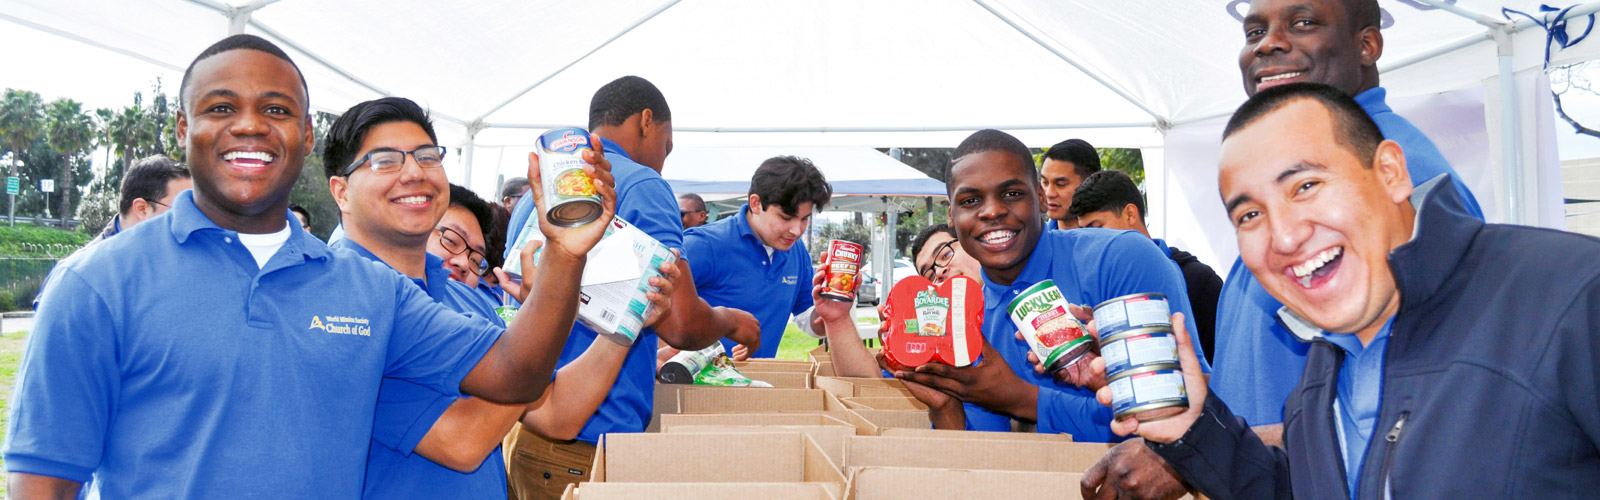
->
[[1108, 81, 1600, 500], [426, 183, 493, 290], [1039, 139, 1101, 230], [289, 204, 312, 233], [678, 192, 709, 229], [1069, 170, 1223, 363], [3, 34, 603, 500], [499, 176, 530, 212], [499, 75, 761, 499]]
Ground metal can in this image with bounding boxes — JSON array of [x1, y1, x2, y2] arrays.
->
[[536, 127, 603, 227], [820, 240, 865, 302], [1008, 280, 1092, 372], [1108, 364, 1189, 421], [1093, 293, 1172, 340], [1100, 326, 1179, 380]]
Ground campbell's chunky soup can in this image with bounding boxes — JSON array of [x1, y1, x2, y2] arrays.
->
[[536, 127, 603, 227], [820, 240, 865, 302], [1108, 364, 1188, 421], [1008, 280, 1091, 372], [1093, 293, 1172, 340], [1101, 326, 1179, 379]]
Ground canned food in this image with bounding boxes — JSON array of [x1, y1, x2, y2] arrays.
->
[[1008, 280, 1092, 372], [1108, 364, 1188, 421], [820, 240, 865, 302], [1093, 293, 1171, 340], [536, 127, 603, 227], [1100, 326, 1178, 379]]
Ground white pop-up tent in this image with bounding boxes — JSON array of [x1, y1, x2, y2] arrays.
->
[[4, 0, 1597, 267]]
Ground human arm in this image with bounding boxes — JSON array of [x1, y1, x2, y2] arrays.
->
[[520, 335, 633, 441], [657, 226, 761, 353], [808, 266, 877, 377], [1080, 439, 1192, 500], [6, 474, 81, 500], [894, 340, 1041, 422]]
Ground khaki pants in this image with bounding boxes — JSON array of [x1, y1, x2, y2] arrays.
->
[[503, 423, 597, 500]]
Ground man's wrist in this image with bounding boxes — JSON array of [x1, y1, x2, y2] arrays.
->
[[1007, 382, 1040, 422]]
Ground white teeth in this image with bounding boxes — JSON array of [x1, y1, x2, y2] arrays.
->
[[394, 196, 429, 205], [1292, 246, 1343, 279], [981, 230, 1016, 244], [1261, 72, 1303, 82], [223, 151, 274, 162]]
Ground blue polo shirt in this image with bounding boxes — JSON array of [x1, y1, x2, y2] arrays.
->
[[3, 191, 503, 499], [1325, 319, 1393, 500], [508, 137, 684, 444], [968, 228, 1211, 441], [1210, 86, 1484, 426], [330, 238, 509, 500], [684, 205, 814, 359]]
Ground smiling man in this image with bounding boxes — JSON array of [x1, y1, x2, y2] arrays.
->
[[427, 183, 494, 289], [889, 129, 1208, 440], [1110, 82, 1600, 500], [3, 35, 607, 500], [1039, 139, 1102, 230]]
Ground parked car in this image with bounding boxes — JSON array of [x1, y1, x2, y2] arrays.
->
[[855, 271, 880, 306]]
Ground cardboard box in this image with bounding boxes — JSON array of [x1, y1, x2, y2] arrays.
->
[[877, 427, 1074, 443], [840, 397, 927, 411], [590, 432, 846, 498], [845, 409, 932, 432], [563, 482, 835, 500], [815, 376, 913, 399], [736, 359, 818, 373], [845, 466, 1083, 500], [659, 411, 881, 437], [506, 215, 674, 343], [844, 435, 1113, 473], [814, 361, 835, 377], [678, 387, 832, 414], [666, 425, 855, 466], [739, 370, 813, 389], [808, 345, 831, 363]]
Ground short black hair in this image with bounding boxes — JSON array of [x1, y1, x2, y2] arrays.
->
[[1069, 170, 1145, 222], [749, 156, 831, 216], [1223, 82, 1384, 168], [288, 204, 311, 226], [322, 97, 439, 179], [485, 203, 511, 271], [588, 76, 672, 130], [910, 223, 956, 261], [949, 129, 1035, 188], [1346, 0, 1382, 30], [1041, 139, 1102, 180], [677, 192, 706, 212], [499, 177, 530, 200], [119, 155, 191, 215], [180, 34, 308, 112], [448, 183, 494, 240]]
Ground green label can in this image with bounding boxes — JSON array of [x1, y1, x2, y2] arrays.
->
[[1007, 280, 1091, 372]]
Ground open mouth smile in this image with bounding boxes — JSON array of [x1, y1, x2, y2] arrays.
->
[[1287, 246, 1342, 289]]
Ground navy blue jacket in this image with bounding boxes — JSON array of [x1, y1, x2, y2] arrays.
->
[[1153, 176, 1600, 499]]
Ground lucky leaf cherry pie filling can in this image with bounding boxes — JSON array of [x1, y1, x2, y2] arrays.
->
[[1008, 280, 1091, 372]]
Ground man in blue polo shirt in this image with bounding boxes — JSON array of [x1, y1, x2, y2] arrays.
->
[[4, 35, 604, 500], [684, 155, 834, 360], [893, 129, 1209, 442], [1039, 139, 1101, 231]]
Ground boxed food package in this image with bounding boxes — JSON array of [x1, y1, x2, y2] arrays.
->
[[589, 432, 846, 498], [504, 215, 674, 344]]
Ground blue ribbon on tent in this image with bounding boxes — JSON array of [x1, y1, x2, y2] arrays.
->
[[1501, 3, 1595, 68]]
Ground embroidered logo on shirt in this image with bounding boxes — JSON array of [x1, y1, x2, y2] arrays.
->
[[782, 275, 798, 285], [308, 315, 371, 336]]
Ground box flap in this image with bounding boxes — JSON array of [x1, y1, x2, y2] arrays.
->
[[878, 427, 1073, 443], [664, 424, 855, 465], [845, 436, 1113, 473], [740, 370, 812, 389], [846, 409, 932, 432], [570, 482, 835, 500], [841, 397, 927, 411], [678, 387, 828, 413], [845, 466, 1083, 500]]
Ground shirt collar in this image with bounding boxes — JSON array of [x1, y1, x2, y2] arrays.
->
[[981, 231, 1054, 306], [732, 204, 763, 244], [1151, 238, 1173, 258], [1323, 317, 1395, 355], [599, 137, 632, 160], [330, 237, 453, 293], [165, 190, 329, 261], [1353, 86, 1389, 115]]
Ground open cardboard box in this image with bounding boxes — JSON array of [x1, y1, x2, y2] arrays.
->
[[815, 376, 914, 399], [590, 432, 846, 498], [844, 409, 932, 433], [878, 427, 1073, 443], [840, 397, 928, 411], [808, 345, 831, 363], [739, 370, 813, 389], [844, 435, 1113, 473], [736, 359, 818, 373], [814, 361, 835, 377], [562, 482, 835, 500], [660, 411, 883, 437], [660, 413, 860, 465], [844, 466, 1083, 500]]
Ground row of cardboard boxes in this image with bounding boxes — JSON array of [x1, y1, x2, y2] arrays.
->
[[552, 350, 1176, 500]]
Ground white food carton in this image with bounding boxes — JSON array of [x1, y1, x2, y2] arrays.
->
[[505, 215, 675, 344]]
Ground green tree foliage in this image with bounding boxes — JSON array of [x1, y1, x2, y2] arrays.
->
[[1, 89, 46, 221], [285, 112, 341, 239], [1098, 148, 1145, 185], [45, 99, 95, 228], [99, 80, 179, 193]]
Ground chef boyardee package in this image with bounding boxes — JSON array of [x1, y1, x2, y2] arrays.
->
[[504, 215, 674, 344]]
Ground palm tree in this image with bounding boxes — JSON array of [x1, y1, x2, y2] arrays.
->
[[46, 98, 94, 228], [0, 89, 45, 225]]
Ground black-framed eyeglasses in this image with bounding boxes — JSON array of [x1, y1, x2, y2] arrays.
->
[[680, 209, 706, 217], [435, 226, 489, 276], [342, 146, 448, 176], [918, 239, 957, 280], [144, 198, 169, 209]]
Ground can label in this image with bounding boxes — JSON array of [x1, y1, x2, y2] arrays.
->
[[1094, 293, 1171, 340], [537, 127, 603, 227], [1109, 365, 1188, 420], [820, 240, 864, 301], [1008, 280, 1091, 372], [1101, 327, 1178, 379]]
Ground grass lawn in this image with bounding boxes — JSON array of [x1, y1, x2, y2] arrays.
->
[[773, 312, 881, 361], [0, 329, 30, 498]]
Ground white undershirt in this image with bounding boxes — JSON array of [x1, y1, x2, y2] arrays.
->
[[236, 223, 291, 269]]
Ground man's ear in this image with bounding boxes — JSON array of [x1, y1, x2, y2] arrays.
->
[[1358, 26, 1384, 68], [1122, 204, 1142, 227], [1373, 139, 1412, 204], [175, 109, 189, 150], [638, 108, 656, 138], [329, 176, 353, 214], [747, 194, 762, 213], [302, 116, 316, 157], [127, 198, 152, 224]]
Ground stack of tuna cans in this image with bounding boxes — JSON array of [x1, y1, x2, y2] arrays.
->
[[1093, 293, 1188, 421]]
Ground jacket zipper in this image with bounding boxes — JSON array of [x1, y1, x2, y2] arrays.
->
[[1376, 412, 1409, 498]]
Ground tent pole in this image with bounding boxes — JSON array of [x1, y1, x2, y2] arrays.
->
[[484, 122, 1156, 132], [1493, 28, 1523, 224], [462, 121, 484, 194]]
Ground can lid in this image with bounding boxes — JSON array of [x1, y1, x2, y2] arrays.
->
[[1006, 280, 1061, 316], [1100, 325, 1176, 344], [1106, 362, 1182, 383], [1093, 292, 1168, 312]]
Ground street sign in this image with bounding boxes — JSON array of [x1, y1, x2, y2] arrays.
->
[[5, 177, 18, 195], [40, 179, 54, 193]]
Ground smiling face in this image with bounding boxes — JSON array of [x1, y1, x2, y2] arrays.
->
[[1039, 158, 1084, 223], [948, 150, 1046, 285], [177, 49, 313, 232], [914, 231, 984, 285], [1219, 98, 1413, 340], [746, 197, 813, 251], [428, 205, 488, 287], [331, 121, 448, 248], [1239, 0, 1381, 96]]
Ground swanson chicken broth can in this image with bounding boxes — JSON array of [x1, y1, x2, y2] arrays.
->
[[1008, 280, 1092, 372], [820, 240, 865, 302], [1093, 293, 1172, 340], [1100, 326, 1179, 380], [1108, 364, 1189, 421], [536, 127, 603, 227]]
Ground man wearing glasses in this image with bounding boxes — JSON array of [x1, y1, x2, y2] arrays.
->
[[909, 223, 983, 285], [427, 183, 495, 290], [678, 192, 709, 229]]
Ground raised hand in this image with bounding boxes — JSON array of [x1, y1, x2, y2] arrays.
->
[[526, 134, 617, 260], [1096, 313, 1207, 443]]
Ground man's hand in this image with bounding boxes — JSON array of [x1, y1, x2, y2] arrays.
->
[[1020, 303, 1106, 391], [1081, 438, 1191, 500], [640, 249, 684, 328], [810, 266, 854, 324], [876, 352, 966, 429], [1097, 313, 1206, 443], [723, 308, 761, 359], [876, 302, 891, 336], [893, 340, 1038, 421], [526, 135, 617, 260], [492, 240, 543, 304]]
